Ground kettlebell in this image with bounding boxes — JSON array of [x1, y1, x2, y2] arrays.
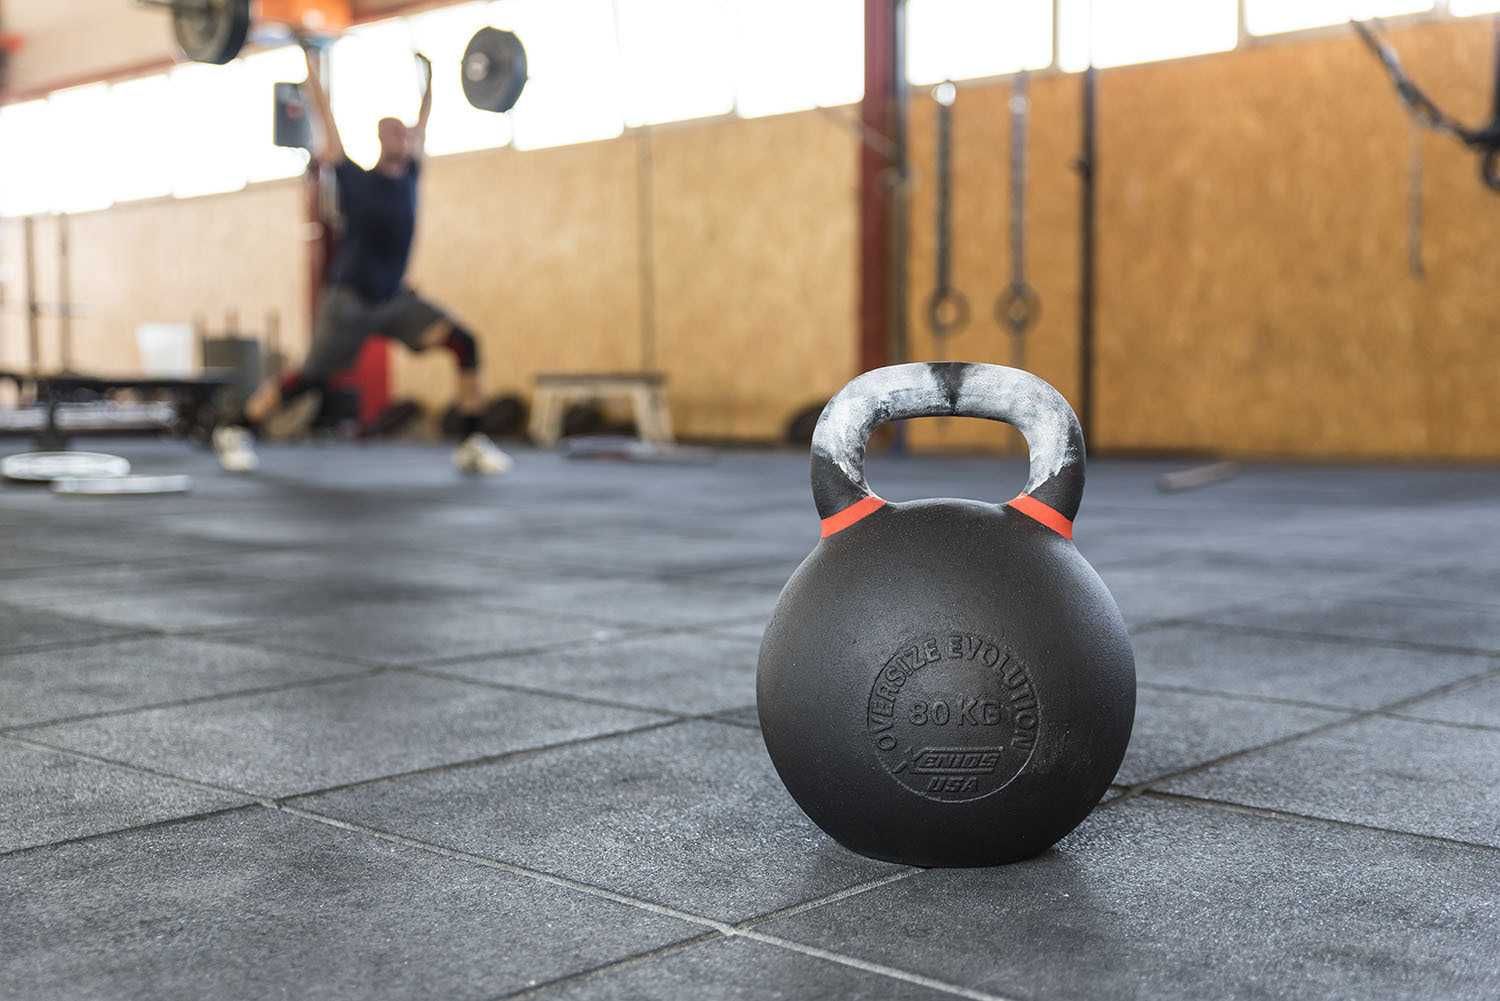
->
[[757, 362, 1134, 867]]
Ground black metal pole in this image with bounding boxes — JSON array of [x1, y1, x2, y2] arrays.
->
[[890, 0, 910, 372], [1077, 65, 1098, 446], [22, 215, 39, 379], [636, 130, 657, 371], [58, 214, 73, 373]]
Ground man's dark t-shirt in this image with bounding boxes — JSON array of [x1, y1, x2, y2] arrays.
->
[[329, 158, 419, 304]]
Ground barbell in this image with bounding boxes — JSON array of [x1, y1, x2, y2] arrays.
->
[[137, 0, 527, 113]]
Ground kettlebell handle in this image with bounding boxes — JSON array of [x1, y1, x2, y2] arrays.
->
[[811, 362, 1086, 539]]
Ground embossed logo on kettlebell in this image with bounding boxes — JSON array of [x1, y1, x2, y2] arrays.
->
[[866, 633, 1040, 803]]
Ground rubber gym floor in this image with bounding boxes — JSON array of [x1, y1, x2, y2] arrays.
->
[[1, 439, 1496, 1000]]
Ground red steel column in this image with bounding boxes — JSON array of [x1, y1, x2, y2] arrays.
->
[[858, 0, 908, 374]]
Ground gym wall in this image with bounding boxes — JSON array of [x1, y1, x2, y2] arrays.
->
[[905, 15, 1499, 461], [4, 14, 1496, 459], [1, 3, 170, 96], [0, 184, 311, 376], [389, 108, 858, 439], [1092, 16, 1496, 462]]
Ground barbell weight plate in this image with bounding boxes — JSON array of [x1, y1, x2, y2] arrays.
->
[[52, 474, 193, 496], [461, 27, 528, 113], [1, 452, 131, 483], [172, 0, 251, 65], [785, 402, 827, 446], [439, 404, 467, 440], [483, 394, 528, 438]]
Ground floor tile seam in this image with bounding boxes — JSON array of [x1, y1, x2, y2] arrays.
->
[[0, 666, 385, 736], [281, 799, 1020, 1001], [1133, 680, 1369, 715], [0, 627, 166, 658], [274, 717, 692, 802], [1368, 664, 1500, 717], [732, 869, 920, 930], [411, 547, 791, 578], [144, 597, 622, 651], [1115, 708, 1368, 792], [447, 597, 690, 632], [467, 600, 769, 632], [709, 715, 760, 731], [1136, 789, 1500, 854], [7, 717, 687, 817], [0, 801, 260, 860], [274, 802, 735, 932], [1377, 711, 1500, 735], [0, 549, 265, 580], [1167, 619, 1500, 660], [405, 665, 701, 721], [1133, 654, 1499, 737], [733, 930, 1023, 1001], [405, 628, 701, 672], [0, 731, 266, 801], [153, 630, 391, 669], [487, 934, 726, 1001]]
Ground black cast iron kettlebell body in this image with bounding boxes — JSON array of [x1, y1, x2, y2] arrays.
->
[[757, 362, 1134, 867]]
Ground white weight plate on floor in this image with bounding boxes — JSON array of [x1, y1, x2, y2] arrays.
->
[[1, 451, 131, 483], [52, 474, 193, 496]]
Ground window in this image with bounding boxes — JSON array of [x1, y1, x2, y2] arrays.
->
[[1058, 0, 1238, 71], [614, 0, 736, 126], [169, 62, 250, 198], [0, 101, 56, 216], [1450, 0, 1500, 14], [734, 0, 863, 117], [407, 2, 516, 155], [498, 0, 624, 149], [331, 20, 432, 167], [906, 0, 1052, 86], [238, 45, 312, 182], [108, 75, 176, 204], [48, 84, 115, 214], [1246, 1, 1433, 36]]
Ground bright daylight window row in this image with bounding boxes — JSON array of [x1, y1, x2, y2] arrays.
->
[[3, 0, 1495, 216]]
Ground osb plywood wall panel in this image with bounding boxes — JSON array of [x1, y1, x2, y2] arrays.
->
[[3, 215, 70, 373], [0, 218, 33, 372], [3, 1, 172, 95], [896, 17, 1498, 460], [903, 72, 1082, 455], [1386, 22, 1500, 460], [0, 216, 111, 374], [62, 182, 309, 374], [649, 113, 858, 440], [1089, 18, 1498, 460], [393, 137, 642, 412]]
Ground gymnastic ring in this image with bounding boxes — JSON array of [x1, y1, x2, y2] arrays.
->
[[926, 287, 971, 338], [995, 283, 1041, 335]]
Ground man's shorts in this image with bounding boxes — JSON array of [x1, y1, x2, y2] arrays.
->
[[302, 285, 449, 380]]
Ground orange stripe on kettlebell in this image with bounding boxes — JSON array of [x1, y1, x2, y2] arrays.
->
[[820, 495, 888, 537], [1006, 493, 1074, 539]]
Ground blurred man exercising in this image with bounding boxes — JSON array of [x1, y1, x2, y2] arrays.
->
[[215, 42, 510, 475]]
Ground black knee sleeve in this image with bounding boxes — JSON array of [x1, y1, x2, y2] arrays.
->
[[279, 372, 324, 403], [444, 325, 479, 371]]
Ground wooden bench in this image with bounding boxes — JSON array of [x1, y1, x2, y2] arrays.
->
[[528, 371, 674, 447]]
